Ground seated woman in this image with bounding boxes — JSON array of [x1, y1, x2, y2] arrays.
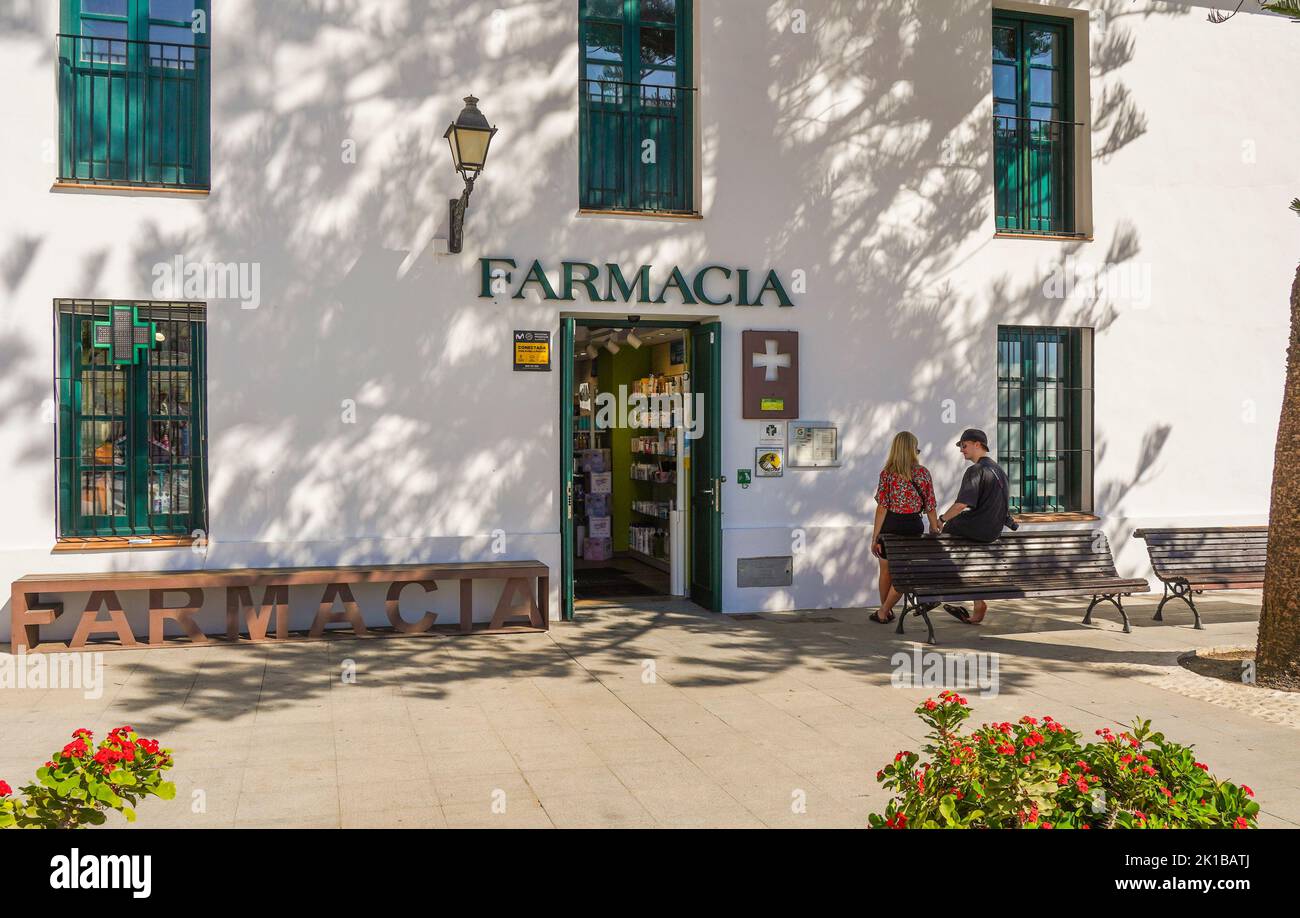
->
[[869, 431, 940, 624]]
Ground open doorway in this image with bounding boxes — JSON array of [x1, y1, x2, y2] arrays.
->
[[560, 318, 721, 619]]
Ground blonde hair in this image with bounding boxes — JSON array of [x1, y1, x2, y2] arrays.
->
[[884, 431, 921, 479]]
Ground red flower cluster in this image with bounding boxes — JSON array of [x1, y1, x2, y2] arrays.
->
[[938, 690, 968, 706], [0, 779, 10, 797], [61, 738, 89, 760], [885, 812, 907, 829]]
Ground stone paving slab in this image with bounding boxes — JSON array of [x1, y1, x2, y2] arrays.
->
[[1, 591, 1296, 828]]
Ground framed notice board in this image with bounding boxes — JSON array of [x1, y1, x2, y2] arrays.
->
[[513, 330, 551, 371]]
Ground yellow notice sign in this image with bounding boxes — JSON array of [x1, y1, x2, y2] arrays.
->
[[513, 330, 551, 371], [760, 397, 785, 412]]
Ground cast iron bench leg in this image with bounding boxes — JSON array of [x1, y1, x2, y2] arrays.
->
[[1084, 594, 1131, 634], [895, 594, 912, 635], [919, 602, 937, 645], [1154, 581, 1170, 621], [1156, 579, 1201, 630]]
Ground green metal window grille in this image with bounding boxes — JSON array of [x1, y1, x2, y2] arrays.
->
[[58, 0, 211, 189], [55, 299, 208, 539], [993, 11, 1079, 235], [996, 326, 1092, 514], [579, 0, 694, 213]]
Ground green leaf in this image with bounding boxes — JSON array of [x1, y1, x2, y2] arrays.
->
[[155, 781, 177, 801], [939, 794, 958, 827], [122, 806, 136, 823]]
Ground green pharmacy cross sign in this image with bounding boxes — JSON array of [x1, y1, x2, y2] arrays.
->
[[92, 306, 157, 365]]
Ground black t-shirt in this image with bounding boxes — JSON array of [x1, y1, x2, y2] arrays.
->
[[949, 456, 1010, 542]]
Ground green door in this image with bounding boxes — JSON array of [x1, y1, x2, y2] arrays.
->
[[579, 0, 692, 212], [689, 321, 722, 612], [560, 318, 577, 621], [59, 0, 210, 187], [993, 12, 1072, 234]]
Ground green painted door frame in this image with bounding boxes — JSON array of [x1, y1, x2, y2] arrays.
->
[[560, 317, 577, 622], [688, 320, 722, 612], [559, 317, 721, 618]]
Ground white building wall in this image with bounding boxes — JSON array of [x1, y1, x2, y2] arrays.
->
[[1, 0, 1296, 638]]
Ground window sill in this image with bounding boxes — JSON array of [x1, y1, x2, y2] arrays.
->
[[994, 231, 1092, 243], [1013, 512, 1099, 524], [52, 182, 210, 198], [52, 536, 199, 553], [577, 208, 702, 221]]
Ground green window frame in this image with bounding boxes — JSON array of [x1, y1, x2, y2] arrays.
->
[[579, 0, 694, 213], [57, 0, 211, 189], [56, 300, 208, 540], [996, 326, 1093, 515], [993, 10, 1076, 235]]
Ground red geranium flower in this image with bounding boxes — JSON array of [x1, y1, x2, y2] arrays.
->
[[0, 780, 10, 797]]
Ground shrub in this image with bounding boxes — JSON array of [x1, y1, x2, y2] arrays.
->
[[869, 692, 1259, 829], [0, 726, 176, 828]]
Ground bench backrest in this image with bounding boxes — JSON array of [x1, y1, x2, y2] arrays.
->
[[1132, 526, 1268, 581], [882, 530, 1122, 594]]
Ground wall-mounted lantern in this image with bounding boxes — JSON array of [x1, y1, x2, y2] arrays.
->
[[443, 95, 498, 254]]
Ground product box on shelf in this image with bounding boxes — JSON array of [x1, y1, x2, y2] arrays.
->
[[579, 449, 610, 473], [588, 471, 612, 494], [588, 515, 612, 539], [583, 537, 613, 562], [586, 493, 610, 517]]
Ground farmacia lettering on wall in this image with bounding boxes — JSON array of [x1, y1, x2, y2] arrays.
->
[[479, 258, 795, 307]]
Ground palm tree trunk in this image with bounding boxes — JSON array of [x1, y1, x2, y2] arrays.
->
[[1257, 263, 1300, 689]]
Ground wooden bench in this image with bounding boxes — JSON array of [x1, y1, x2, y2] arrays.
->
[[1132, 526, 1267, 630], [10, 560, 549, 652], [880, 530, 1149, 644]]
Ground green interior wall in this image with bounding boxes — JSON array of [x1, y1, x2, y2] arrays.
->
[[596, 343, 651, 553]]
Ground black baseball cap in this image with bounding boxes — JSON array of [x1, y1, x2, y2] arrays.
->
[[956, 428, 988, 447]]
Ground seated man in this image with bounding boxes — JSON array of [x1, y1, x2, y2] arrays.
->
[[937, 428, 1017, 624]]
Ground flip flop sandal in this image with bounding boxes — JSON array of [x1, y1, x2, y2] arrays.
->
[[870, 611, 895, 624], [942, 604, 972, 624]]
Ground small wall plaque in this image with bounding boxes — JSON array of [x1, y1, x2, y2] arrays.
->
[[738, 556, 794, 588], [513, 329, 551, 371], [788, 420, 839, 468]]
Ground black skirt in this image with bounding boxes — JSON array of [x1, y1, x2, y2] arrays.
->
[[877, 511, 923, 558]]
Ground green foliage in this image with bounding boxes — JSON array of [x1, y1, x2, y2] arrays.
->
[[1261, 1, 1300, 20], [0, 727, 175, 829], [868, 693, 1260, 829]]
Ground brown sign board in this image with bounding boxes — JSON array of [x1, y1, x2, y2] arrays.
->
[[742, 330, 799, 419]]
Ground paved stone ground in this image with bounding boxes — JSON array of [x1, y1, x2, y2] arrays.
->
[[2, 591, 1296, 828]]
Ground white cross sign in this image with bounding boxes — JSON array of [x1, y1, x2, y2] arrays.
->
[[752, 338, 791, 382]]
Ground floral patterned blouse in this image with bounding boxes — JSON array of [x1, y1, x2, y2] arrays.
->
[[875, 466, 937, 514]]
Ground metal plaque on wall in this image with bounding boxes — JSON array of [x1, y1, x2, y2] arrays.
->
[[737, 556, 794, 588]]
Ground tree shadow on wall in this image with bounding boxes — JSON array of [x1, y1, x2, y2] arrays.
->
[[0, 0, 1218, 723]]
